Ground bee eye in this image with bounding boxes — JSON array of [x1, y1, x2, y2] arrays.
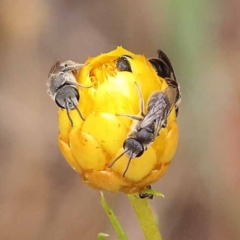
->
[[116, 55, 132, 72], [148, 59, 171, 78]]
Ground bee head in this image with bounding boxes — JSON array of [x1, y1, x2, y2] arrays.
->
[[55, 85, 79, 110], [123, 138, 144, 158]]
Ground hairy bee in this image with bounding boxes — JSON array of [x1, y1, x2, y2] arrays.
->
[[47, 60, 91, 126], [108, 82, 177, 177]]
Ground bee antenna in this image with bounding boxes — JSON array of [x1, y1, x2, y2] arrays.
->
[[108, 149, 129, 168], [122, 154, 133, 178], [69, 97, 85, 121], [65, 99, 74, 127]]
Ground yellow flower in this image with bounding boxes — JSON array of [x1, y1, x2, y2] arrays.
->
[[58, 47, 179, 194]]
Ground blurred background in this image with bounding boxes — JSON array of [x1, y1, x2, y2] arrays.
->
[[0, 0, 239, 239]]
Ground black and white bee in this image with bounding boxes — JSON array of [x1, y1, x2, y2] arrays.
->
[[109, 50, 181, 199], [47, 60, 91, 126], [108, 82, 177, 177], [108, 51, 181, 178]]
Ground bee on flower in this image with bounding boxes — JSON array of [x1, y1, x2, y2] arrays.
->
[[48, 47, 181, 195], [47, 60, 91, 126]]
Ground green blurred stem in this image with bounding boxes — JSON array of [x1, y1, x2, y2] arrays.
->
[[128, 193, 162, 240], [100, 192, 128, 240], [97, 233, 109, 240]]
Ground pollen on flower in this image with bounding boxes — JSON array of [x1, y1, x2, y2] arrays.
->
[[58, 46, 179, 194]]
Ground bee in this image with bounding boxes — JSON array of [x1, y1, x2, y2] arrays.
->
[[47, 60, 91, 127], [108, 82, 177, 177], [148, 50, 181, 116], [139, 185, 154, 200], [116, 55, 133, 72]]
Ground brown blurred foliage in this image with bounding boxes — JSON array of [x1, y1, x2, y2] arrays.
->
[[0, 1, 240, 239]]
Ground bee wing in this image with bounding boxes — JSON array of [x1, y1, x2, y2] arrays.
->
[[157, 50, 177, 81], [139, 87, 177, 129]]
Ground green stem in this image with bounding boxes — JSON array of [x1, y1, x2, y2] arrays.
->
[[97, 233, 109, 240], [128, 193, 162, 240], [100, 192, 128, 240]]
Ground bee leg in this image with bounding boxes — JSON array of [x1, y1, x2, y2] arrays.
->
[[75, 82, 92, 89], [134, 82, 145, 117], [154, 118, 163, 138], [65, 80, 92, 89], [162, 119, 168, 128], [116, 113, 142, 121], [155, 119, 167, 138], [175, 107, 179, 117]]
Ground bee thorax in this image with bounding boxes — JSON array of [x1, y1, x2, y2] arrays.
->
[[136, 126, 154, 145]]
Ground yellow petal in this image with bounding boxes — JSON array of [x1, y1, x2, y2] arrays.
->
[[58, 137, 82, 174], [69, 127, 106, 170], [81, 112, 129, 158], [83, 169, 130, 191]]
